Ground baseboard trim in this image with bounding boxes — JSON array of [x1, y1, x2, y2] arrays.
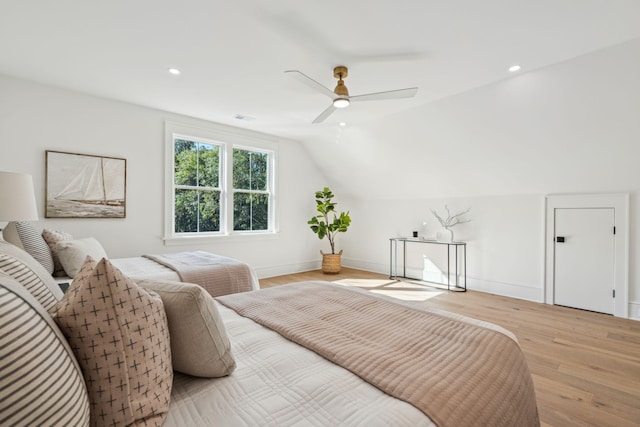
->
[[343, 256, 543, 303], [263, 257, 637, 320], [254, 260, 320, 279], [467, 277, 543, 303], [342, 257, 389, 276], [629, 301, 640, 321]]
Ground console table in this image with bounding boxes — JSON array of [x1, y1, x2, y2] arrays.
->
[[389, 238, 467, 292]]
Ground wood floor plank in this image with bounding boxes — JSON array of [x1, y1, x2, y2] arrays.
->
[[259, 268, 640, 427]]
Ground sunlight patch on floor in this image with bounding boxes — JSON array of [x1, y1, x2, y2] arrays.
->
[[369, 289, 443, 301], [384, 281, 430, 290], [333, 279, 444, 301], [332, 279, 396, 288]]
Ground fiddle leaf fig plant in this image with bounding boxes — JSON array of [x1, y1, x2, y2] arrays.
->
[[308, 187, 351, 254]]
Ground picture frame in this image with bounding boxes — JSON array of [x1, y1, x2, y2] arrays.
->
[[45, 150, 127, 218]]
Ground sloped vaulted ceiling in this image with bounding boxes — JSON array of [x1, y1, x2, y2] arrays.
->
[[1, 1, 639, 198]]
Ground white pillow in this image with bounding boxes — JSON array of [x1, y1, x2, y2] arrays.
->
[[42, 228, 74, 277], [56, 238, 108, 278], [138, 279, 236, 378]]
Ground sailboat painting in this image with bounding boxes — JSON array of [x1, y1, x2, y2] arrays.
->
[[46, 151, 126, 218]]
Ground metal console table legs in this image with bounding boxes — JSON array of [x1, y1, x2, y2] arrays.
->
[[389, 237, 467, 292]]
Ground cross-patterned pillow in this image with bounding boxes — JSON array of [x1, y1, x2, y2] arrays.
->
[[51, 257, 172, 426]]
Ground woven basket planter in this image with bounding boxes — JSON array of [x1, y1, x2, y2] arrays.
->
[[321, 250, 343, 274]]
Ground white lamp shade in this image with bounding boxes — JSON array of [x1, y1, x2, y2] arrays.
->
[[0, 171, 39, 221]]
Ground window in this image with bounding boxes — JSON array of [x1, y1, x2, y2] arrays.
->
[[165, 122, 277, 242], [173, 138, 221, 233], [233, 148, 270, 231]]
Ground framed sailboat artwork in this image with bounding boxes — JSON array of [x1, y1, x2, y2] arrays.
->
[[45, 151, 126, 218]]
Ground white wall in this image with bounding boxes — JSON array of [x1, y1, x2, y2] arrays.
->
[[309, 39, 640, 201], [2, 39, 639, 319], [342, 195, 545, 302], [0, 75, 328, 278], [325, 40, 640, 317]]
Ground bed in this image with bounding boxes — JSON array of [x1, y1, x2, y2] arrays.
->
[[0, 228, 539, 426], [161, 281, 540, 426], [112, 251, 260, 296], [167, 299, 437, 426], [1, 221, 259, 296]]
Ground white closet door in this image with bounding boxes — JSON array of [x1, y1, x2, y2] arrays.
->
[[554, 208, 615, 314]]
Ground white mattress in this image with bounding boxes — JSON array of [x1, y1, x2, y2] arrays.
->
[[110, 257, 181, 282], [164, 304, 436, 427]]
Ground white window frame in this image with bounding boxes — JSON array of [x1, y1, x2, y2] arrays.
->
[[164, 121, 279, 245], [173, 134, 226, 235], [231, 145, 275, 233]]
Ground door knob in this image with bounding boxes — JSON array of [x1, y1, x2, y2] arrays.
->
[[556, 236, 565, 243]]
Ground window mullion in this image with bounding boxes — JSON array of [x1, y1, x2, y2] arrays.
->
[[223, 142, 233, 234]]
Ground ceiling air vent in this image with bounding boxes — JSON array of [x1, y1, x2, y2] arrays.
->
[[234, 114, 256, 122]]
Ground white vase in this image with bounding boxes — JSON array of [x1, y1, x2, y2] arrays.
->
[[436, 228, 454, 242]]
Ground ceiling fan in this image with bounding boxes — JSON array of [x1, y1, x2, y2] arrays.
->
[[285, 66, 418, 123]]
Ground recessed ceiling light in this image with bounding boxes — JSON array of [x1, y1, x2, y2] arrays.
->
[[508, 65, 521, 72], [168, 68, 181, 75], [339, 122, 346, 127]]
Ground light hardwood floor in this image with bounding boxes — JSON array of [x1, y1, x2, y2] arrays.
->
[[260, 268, 640, 427]]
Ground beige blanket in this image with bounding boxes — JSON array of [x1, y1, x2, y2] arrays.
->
[[143, 251, 258, 297], [217, 281, 540, 427]]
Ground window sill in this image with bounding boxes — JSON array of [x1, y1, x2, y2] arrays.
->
[[163, 231, 279, 246]]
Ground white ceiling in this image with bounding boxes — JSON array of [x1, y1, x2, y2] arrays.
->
[[2, 0, 640, 143]]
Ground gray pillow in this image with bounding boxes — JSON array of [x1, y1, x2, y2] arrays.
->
[[7, 221, 55, 274], [139, 279, 236, 378]]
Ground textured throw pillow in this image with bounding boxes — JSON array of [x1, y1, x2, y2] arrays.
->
[[0, 272, 90, 426], [56, 237, 108, 278], [42, 228, 74, 277], [51, 258, 172, 427], [10, 221, 55, 274], [0, 240, 63, 307], [139, 279, 236, 378]]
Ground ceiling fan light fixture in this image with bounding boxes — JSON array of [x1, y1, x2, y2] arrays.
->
[[333, 97, 350, 108]]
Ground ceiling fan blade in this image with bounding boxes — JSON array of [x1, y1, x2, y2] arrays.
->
[[349, 87, 418, 102], [312, 104, 337, 124], [285, 70, 336, 99]]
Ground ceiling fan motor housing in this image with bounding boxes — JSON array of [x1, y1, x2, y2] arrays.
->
[[333, 66, 348, 79]]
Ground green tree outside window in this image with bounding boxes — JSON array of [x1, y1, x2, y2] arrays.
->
[[233, 148, 270, 231], [174, 139, 220, 233]]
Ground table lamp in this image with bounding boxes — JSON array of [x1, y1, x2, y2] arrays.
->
[[0, 171, 39, 223]]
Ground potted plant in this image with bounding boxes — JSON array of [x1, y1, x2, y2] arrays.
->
[[308, 187, 351, 274]]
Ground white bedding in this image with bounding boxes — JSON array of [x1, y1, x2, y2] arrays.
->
[[165, 304, 436, 427], [111, 255, 260, 297], [110, 257, 181, 282]]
